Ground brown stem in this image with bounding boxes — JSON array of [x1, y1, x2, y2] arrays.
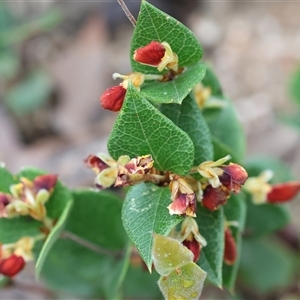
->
[[117, 0, 137, 27], [61, 231, 122, 258]]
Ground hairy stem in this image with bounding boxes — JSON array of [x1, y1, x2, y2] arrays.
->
[[117, 0, 137, 27]]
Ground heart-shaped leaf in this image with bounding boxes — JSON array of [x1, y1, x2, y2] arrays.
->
[[122, 183, 183, 270], [141, 62, 206, 104], [160, 94, 213, 165], [130, 1, 203, 74], [108, 84, 194, 175]]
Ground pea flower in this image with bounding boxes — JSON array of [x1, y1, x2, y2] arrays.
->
[[168, 175, 196, 217], [1, 174, 57, 221], [244, 170, 300, 204], [198, 155, 248, 192], [100, 72, 145, 112], [0, 236, 34, 278], [180, 218, 207, 262], [133, 41, 178, 72], [85, 153, 118, 189]]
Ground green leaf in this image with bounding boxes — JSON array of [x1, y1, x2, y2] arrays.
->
[[239, 238, 294, 293], [160, 94, 213, 165], [141, 62, 206, 104], [4, 70, 53, 115], [122, 183, 184, 270], [40, 238, 118, 297], [201, 64, 223, 97], [41, 189, 129, 298], [67, 190, 127, 250], [158, 261, 206, 300], [152, 234, 194, 276], [36, 200, 73, 278], [203, 97, 246, 162], [130, 0, 203, 74], [0, 217, 41, 244], [212, 137, 240, 163], [0, 165, 15, 192], [108, 84, 194, 175], [245, 195, 290, 237], [196, 205, 224, 288], [222, 193, 247, 292]]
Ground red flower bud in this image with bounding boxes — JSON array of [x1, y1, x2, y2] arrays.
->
[[182, 238, 201, 262], [202, 185, 230, 211], [100, 85, 126, 112], [267, 182, 300, 203], [224, 228, 237, 265], [133, 41, 166, 67], [0, 254, 25, 277]]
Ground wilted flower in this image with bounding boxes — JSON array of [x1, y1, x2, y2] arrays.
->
[[115, 155, 154, 187], [133, 41, 178, 72], [2, 174, 57, 221], [180, 218, 207, 262], [168, 176, 196, 217], [85, 153, 118, 189], [201, 184, 230, 211], [0, 193, 13, 218]]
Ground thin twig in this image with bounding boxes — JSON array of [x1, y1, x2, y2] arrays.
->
[[117, 0, 137, 27], [61, 231, 121, 258]]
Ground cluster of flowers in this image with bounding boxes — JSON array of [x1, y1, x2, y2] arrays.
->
[[0, 174, 57, 277], [96, 39, 300, 267], [100, 41, 179, 112], [85, 153, 247, 265], [85, 152, 300, 265]]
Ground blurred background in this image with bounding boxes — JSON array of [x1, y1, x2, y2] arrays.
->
[[1, 0, 300, 299]]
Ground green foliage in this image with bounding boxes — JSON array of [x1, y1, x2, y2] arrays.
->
[[130, 0, 203, 74], [160, 94, 213, 165], [122, 183, 183, 270], [196, 206, 224, 288], [239, 238, 295, 293], [0, 1, 297, 299], [203, 97, 246, 163], [108, 84, 194, 175], [141, 62, 206, 104]]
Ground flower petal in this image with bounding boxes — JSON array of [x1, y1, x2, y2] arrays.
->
[[100, 85, 126, 112], [267, 182, 300, 203], [0, 254, 25, 277], [224, 228, 237, 265], [202, 185, 229, 211]]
